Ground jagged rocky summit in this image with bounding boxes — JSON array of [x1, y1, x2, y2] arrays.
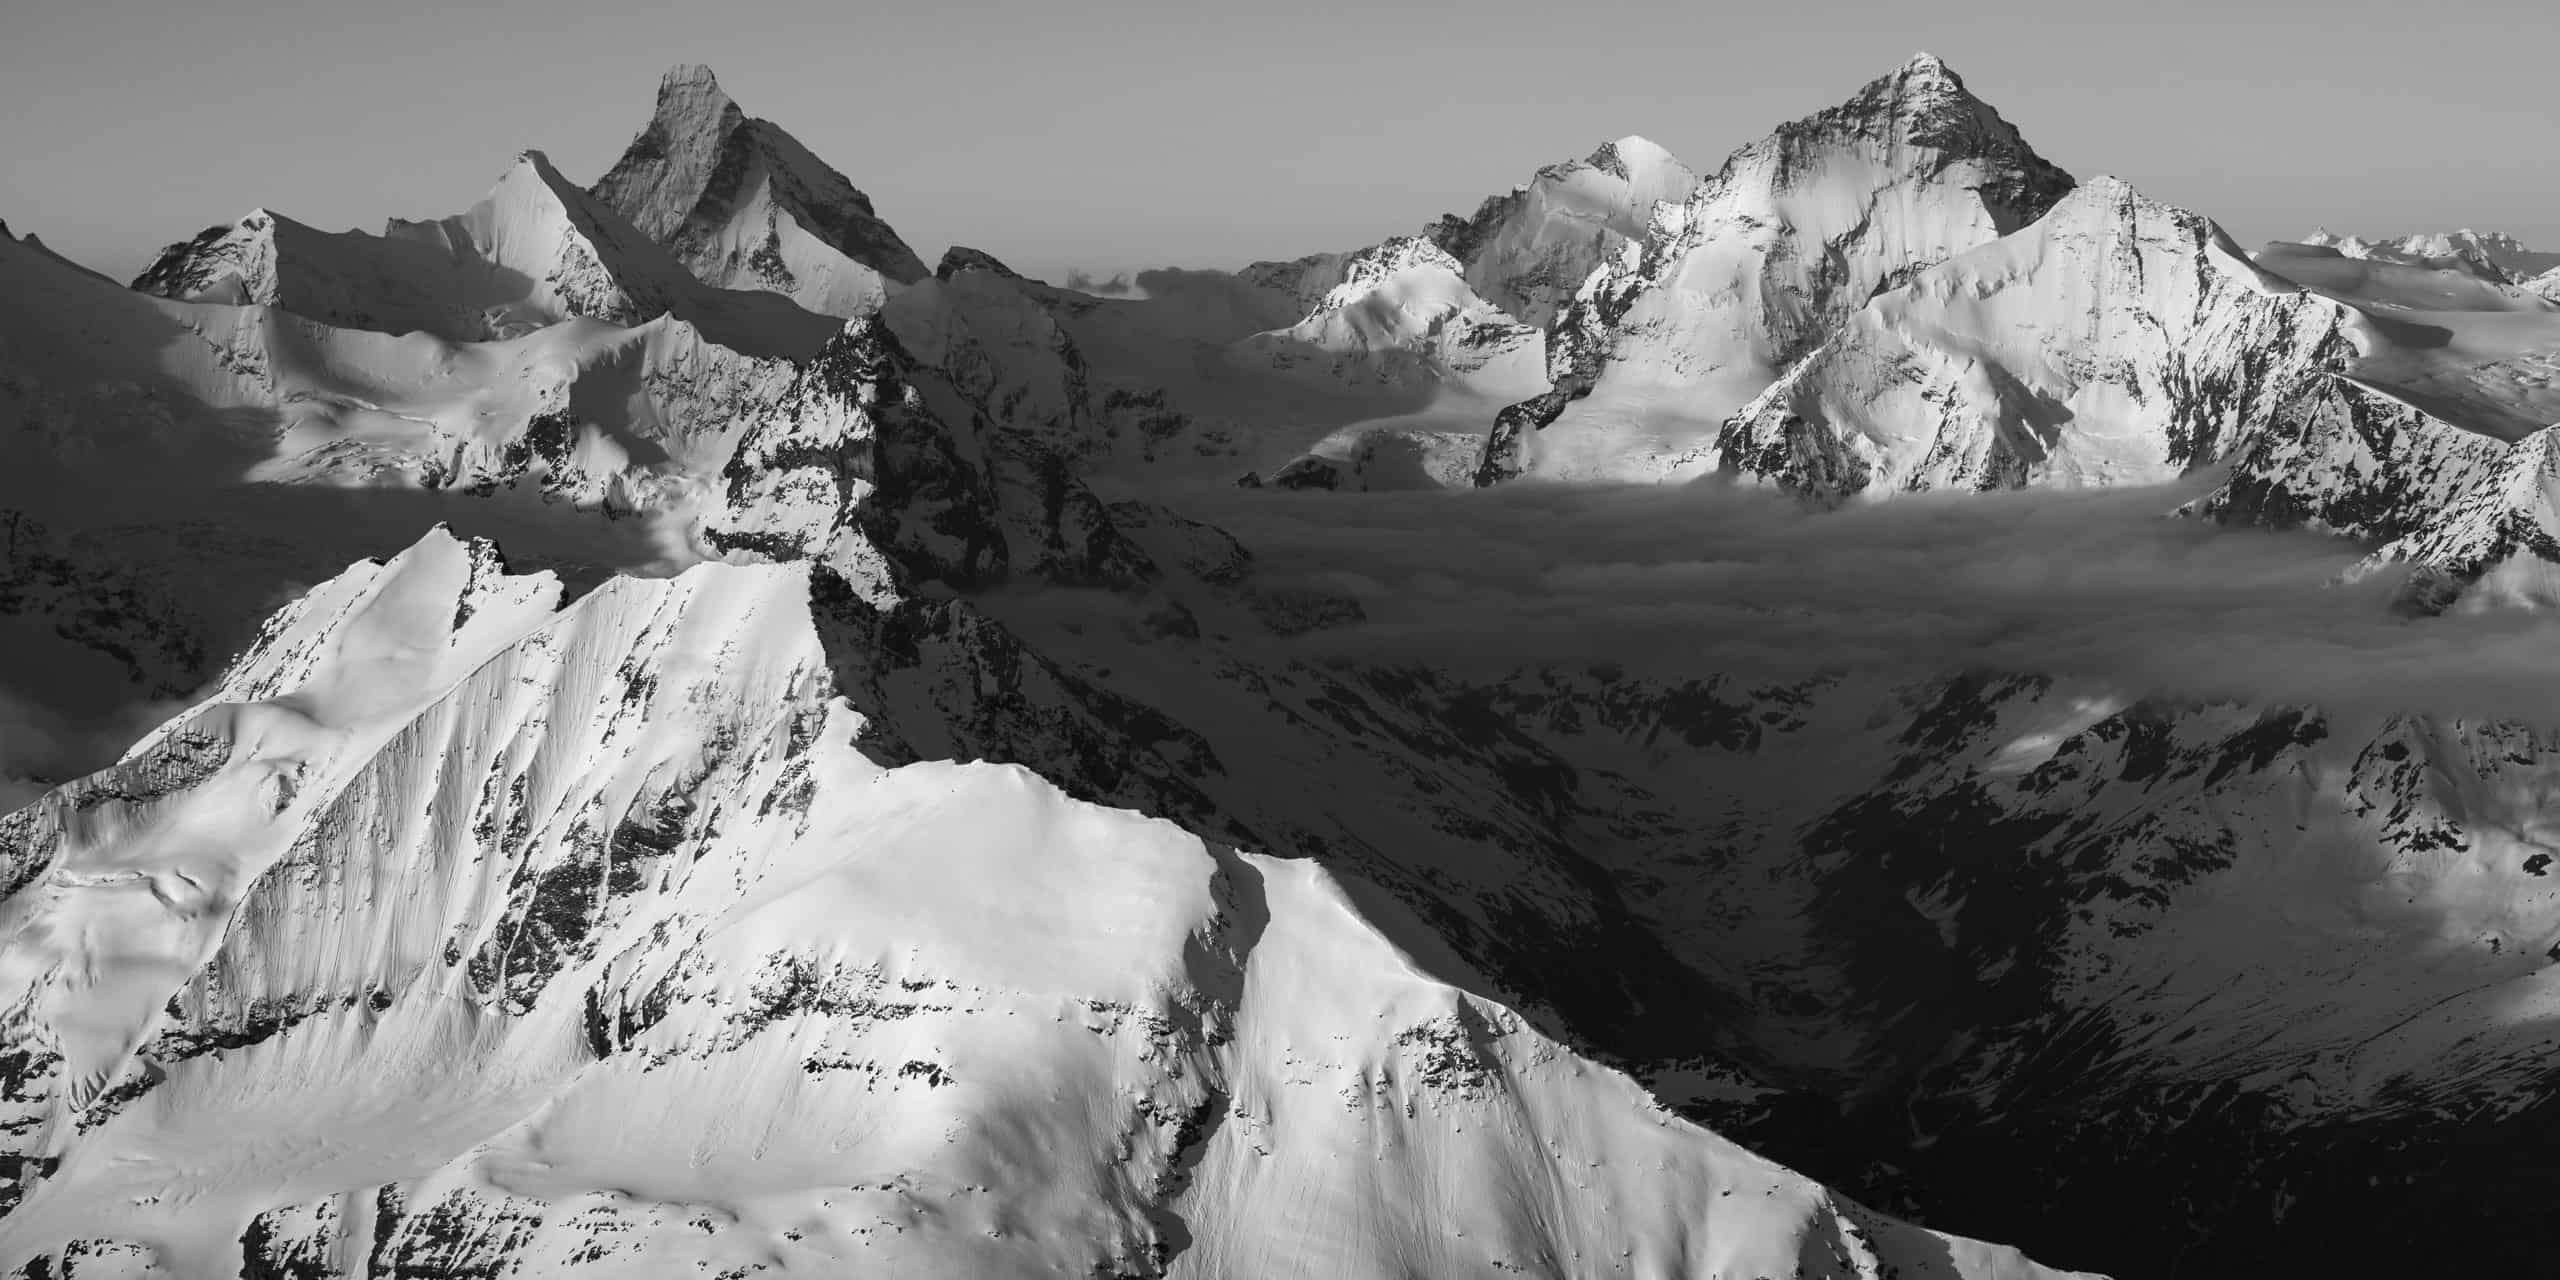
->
[[592, 64, 930, 318], [1477, 52, 2076, 484]]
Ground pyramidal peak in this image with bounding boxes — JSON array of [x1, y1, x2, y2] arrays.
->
[[591, 62, 929, 316], [506, 149, 580, 197], [657, 61, 740, 114], [934, 245, 1026, 281], [1578, 135, 1680, 181], [1823, 51, 2009, 138]]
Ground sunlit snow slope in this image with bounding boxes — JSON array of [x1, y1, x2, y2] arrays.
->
[[1479, 53, 2075, 484], [0, 531, 2082, 1280]]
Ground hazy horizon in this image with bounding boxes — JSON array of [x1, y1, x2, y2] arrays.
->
[[7, 0, 2557, 286]]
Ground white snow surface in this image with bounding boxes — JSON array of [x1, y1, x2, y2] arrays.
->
[[0, 531, 2084, 1280], [5, 221, 798, 525], [1716, 177, 2344, 496], [1481, 53, 2076, 484], [1225, 237, 1543, 392], [134, 153, 836, 361], [1430, 135, 1701, 329]]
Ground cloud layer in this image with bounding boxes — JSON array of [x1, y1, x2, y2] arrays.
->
[[1196, 477, 2560, 723]]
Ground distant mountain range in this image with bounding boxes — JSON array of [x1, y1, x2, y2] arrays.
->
[[3, 53, 2559, 1279]]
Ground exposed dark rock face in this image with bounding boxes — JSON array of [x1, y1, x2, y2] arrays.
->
[[0, 511, 210, 696], [702, 314, 1156, 598], [592, 64, 929, 293]]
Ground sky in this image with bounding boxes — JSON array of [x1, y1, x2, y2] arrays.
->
[[4, 0, 2557, 285]]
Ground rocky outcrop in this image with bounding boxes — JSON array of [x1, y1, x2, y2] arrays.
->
[[700, 314, 1155, 599], [2189, 374, 2509, 544], [592, 64, 929, 318]]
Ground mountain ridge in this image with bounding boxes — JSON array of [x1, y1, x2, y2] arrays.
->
[[7, 50, 2560, 1280]]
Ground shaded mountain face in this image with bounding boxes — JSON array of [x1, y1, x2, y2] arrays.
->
[[592, 64, 929, 318], [130, 152, 837, 360], [11, 218, 807, 523], [14, 49, 2560, 1280]]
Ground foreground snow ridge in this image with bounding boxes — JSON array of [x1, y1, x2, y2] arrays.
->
[[0, 531, 2082, 1278]]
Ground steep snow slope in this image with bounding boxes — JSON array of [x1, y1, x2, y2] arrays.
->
[[1662, 177, 2560, 617], [9, 223, 800, 520], [1427, 135, 1701, 329], [2353, 424, 2560, 610], [135, 153, 835, 360], [2193, 372, 2509, 544], [0, 530, 2084, 1280], [1226, 236, 1542, 392], [1715, 178, 2345, 496], [1480, 53, 2076, 484], [592, 64, 929, 318]]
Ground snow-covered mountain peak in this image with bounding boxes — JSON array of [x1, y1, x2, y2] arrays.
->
[[592, 63, 929, 317], [1310, 235, 1465, 314], [593, 67, 748, 245], [130, 144, 693, 344], [2306, 226, 2560, 281], [1812, 50, 1968, 132], [1421, 134, 1700, 329], [1475, 54, 2076, 484], [1224, 231, 1541, 403], [1581, 133, 1680, 183], [1760, 53, 2067, 204], [1717, 172, 2349, 496], [651, 62, 747, 135], [0, 518, 2104, 1278], [2001, 172, 2279, 287]]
